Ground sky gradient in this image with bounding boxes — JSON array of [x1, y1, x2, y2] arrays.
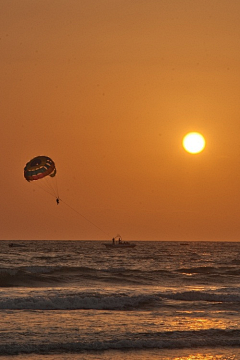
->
[[2, 0, 240, 241]]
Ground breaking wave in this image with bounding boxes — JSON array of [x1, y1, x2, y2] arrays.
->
[[1, 329, 240, 355], [1, 288, 240, 311]]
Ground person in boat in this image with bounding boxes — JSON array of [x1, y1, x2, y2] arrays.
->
[[112, 237, 115, 245]]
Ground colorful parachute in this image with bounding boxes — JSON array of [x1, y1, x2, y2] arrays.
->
[[24, 156, 56, 181], [24, 156, 59, 201]]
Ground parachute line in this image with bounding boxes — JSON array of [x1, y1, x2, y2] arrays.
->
[[30, 183, 109, 236], [31, 181, 58, 199], [24, 155, 108, 237], [59, 198, 110, 237]]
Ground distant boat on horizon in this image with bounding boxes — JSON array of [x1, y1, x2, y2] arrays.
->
[[9, 242, 26, 248], [103, 235, 136, 249]]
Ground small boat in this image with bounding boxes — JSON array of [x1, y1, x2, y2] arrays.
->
[[103, 235, 136, 249], [9, 243, 26, 248]]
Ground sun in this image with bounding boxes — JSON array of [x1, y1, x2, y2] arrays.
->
[[182, 132, 205, 154]]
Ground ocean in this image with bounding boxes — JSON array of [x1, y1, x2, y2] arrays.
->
[[1, 240, 240, 359]]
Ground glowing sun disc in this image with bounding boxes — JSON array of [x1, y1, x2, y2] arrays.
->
[[182, 132, 205, 154]]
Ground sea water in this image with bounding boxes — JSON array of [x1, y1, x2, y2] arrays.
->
[[1, 240, 240, 359]]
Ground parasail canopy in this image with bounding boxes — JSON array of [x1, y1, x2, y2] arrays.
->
[[24, 156, 56, 182]]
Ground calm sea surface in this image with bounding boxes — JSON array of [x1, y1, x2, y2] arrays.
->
[[1, 240, 240, 359]]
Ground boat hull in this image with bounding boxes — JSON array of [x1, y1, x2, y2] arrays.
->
[[103, 243, 136, 248]]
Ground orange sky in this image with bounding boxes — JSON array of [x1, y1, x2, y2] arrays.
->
[[2, 0, 240, 241]]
